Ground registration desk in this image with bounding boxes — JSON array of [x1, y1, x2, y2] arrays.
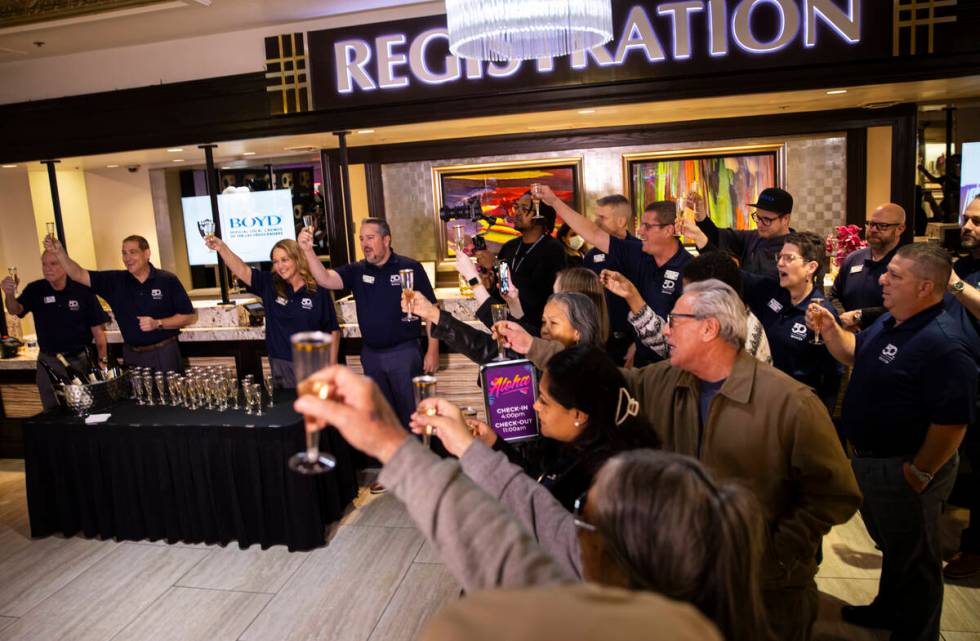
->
[[24, 394, 358, 551]]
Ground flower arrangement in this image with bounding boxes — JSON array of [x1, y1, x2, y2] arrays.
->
[[826, 224, 867, 267]]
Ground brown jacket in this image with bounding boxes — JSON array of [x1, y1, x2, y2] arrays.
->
[[528, 340, 862, 589], [422, 584, 722, 641]]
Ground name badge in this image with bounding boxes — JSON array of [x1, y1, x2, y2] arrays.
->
[[43, 295, 56, 304], [850, 264, 864, 274], [767, 299, 783, 313], [664, 270, 680, 280], [362, 274, 375, 284], [275, 296, 289, 306], [592, 254, 606, 264]]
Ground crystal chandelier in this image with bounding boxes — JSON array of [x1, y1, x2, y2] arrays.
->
[[446, 0, 614, 62]]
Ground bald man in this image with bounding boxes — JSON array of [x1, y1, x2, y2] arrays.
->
[[830, 203, 906, 329]]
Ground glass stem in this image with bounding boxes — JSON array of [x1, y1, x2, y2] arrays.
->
[[306, 428, 320, 461]]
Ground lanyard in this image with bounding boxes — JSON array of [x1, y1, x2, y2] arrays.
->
[[511, 236, 544, 274]]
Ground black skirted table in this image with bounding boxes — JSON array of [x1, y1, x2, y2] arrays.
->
[[23, 395, 358, 551]]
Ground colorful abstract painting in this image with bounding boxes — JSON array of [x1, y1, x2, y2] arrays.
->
[[628, 151, 778, 231], [436, 162, 580, 256]]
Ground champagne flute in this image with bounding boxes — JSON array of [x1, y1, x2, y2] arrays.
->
[[263, 371, 275, 408], [452, 223, 466, 252], [413, 375, 438, 448], [200, 219, 216, 252], [45, 222, 56, 238], [154, 372, 167, 405], [530, 183, 542, 218], [302, 214, 315, 234], [491, 304, 509, 361], [7, 266, 18, 288], [142, 373, 155, 406], [400, 269, 415, 322], [289, 331, 337, 474], [250, 383, 263, 416], [810, 295, 826, 345]]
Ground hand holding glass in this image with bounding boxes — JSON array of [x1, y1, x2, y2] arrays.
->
[[809, 296, 826, 345], [303, 214, 315, 234], [400, 269, 416, 322], [491, 304, 509, 361], [413, 375, 438, 448], [289, 332, 337, 474]]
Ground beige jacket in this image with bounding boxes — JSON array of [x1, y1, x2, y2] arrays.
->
[[422, 584, 722, 641], [527, 340, 862, 589]]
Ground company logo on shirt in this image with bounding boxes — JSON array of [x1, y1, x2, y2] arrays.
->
[[661, 277, 676, 294], [301, 297, 313, 310], [389, 274, 402, 286], [68, 299, 80, 311], [767, 299, 783, 313], [879, 343, 899, 364], [791, 322, 808, 341], [151, 288, 163, 300]]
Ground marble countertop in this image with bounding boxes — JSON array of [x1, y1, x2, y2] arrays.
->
[[0, 351, 41, 371]]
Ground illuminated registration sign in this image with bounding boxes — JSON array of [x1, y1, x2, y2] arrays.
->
[[307, 0, 870, 109]]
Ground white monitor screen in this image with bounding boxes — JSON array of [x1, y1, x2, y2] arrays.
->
[[961, 142, 980, 220], [182, 190, 296, 266]]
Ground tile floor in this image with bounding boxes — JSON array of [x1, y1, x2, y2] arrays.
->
[[0, 458, 977, 640]]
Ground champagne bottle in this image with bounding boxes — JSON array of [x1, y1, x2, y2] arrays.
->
[[55, 353, 86, 385], [38, 357, 74, 387]]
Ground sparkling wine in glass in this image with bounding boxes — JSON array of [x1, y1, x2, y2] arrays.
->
[[810, 295, 826, 345], [413, 375, 438, 448], [530, 183, 542, 218], [7, 266, 18, 288], [249, 383, 263, 416], [45, 222, 56, 238], [491, 304, 509, 361], [199, 219, 215, 247], [289, 331, 337, 474], [400, 269, 416, 322], [302, 214, 315, 234], [263, 371, 275, 408]]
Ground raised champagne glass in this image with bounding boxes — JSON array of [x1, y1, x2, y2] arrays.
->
[[490, 304, 509, 361], [413, 375, 438, 448], [45, 222, 56, 238], [200, 219, 215, 249], [810, 294, 826, 345], [302, 214, 315, 235], [6, 266, 17, 288], [400, 268, 415, 322], [530, 183, 542, 218], [289, 331, 336, 474]]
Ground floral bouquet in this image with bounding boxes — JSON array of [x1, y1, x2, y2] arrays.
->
[[825, 224, 867, 268]]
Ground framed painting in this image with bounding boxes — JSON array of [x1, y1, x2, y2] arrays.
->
[[432, 157, 584, 271], [623, 145, 785, 232]]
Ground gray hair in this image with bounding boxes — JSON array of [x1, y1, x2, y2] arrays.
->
[[681, 279, 747, 350], [548, 292, 601, 346], [361, 217, 391, 238], [895, 243, 951, 294]]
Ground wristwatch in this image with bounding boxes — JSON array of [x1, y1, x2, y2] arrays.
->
[[908, 462, 934, 485], [467, 276, 479, 287], [951, 279, 966, 296]]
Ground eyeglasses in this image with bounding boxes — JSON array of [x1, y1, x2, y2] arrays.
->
[[573, 491, 598, 533], [866, 221, 900, 231], [638, 221, 674, 231], [775, 252, 803, 264], [751, 212, 782, 226], [667, 312, 700, 328]]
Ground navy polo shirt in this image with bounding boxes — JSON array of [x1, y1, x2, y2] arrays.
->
[[842, 304, 976, 455], [89, 264, 194, 347], [607, 236, 692, 319], [830, 246, 898, 312], [335, 253, 436, 350], [585, 234, 640, 337], [247, 268, 339, 361], [742, 273, 843, 408], [16, 278, 108, 355], [696, 217, 788, 278], [946, 258, 980, 366]]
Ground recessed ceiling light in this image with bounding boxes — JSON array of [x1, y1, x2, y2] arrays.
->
[[356, 129, 375, 134], [172, 159, 185, 163], [578, 109, 596, 114], [166, 148, 184, 152], [826, 89, 848, 95], [242, 152, 256, 156], [106, 164, 119, 168], [1, 164, 17, 168]]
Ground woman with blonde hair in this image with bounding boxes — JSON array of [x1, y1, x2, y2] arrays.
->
[[206, 236, 339, 387]]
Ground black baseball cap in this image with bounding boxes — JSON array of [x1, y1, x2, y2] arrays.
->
[[748, 188, 793, 216]]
